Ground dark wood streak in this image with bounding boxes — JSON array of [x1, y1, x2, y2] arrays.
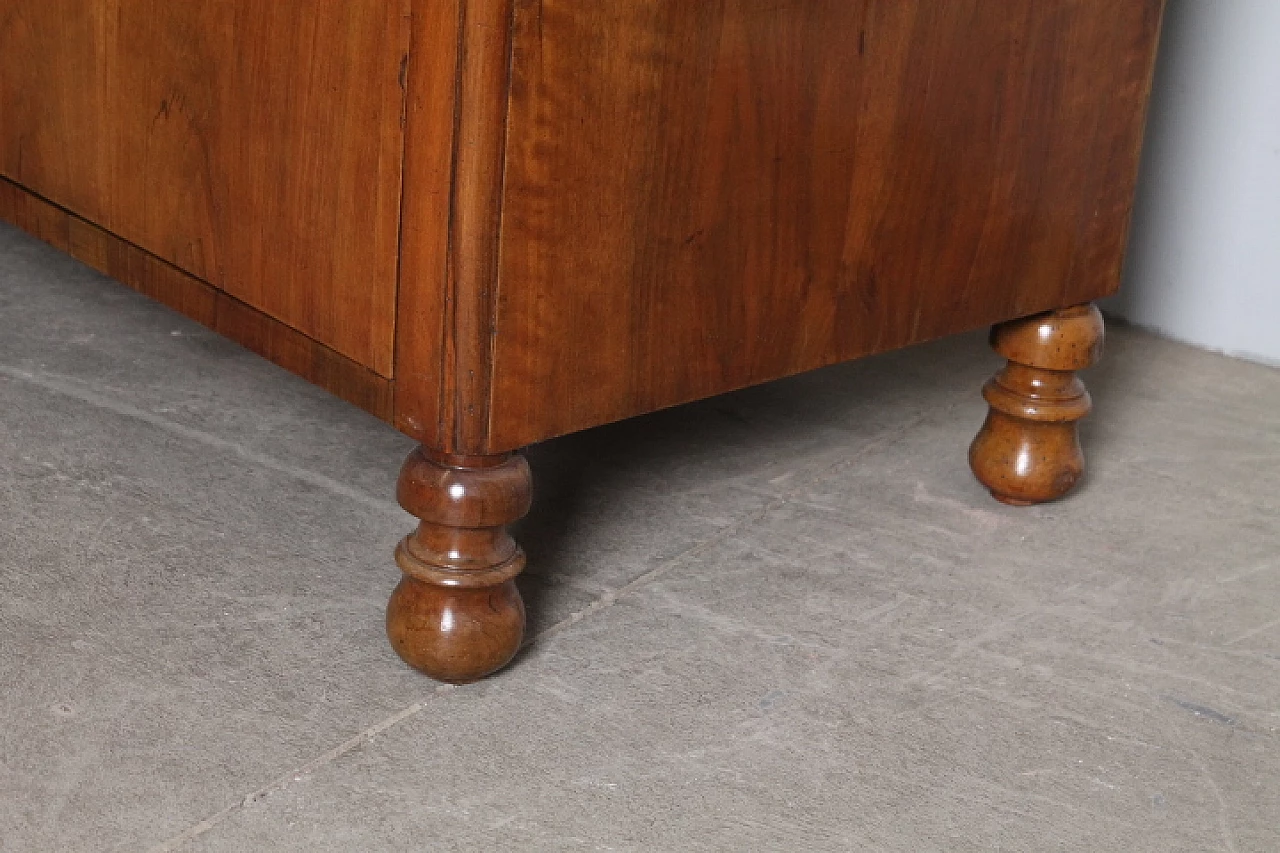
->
[[394, 0, 520, 456], [393, 0, 464, 447]]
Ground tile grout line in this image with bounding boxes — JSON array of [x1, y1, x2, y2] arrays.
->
[[7, 337, 952, 846], [526, 415, 928, 648], [142, 699, 436, 853], [6, 324, 952, 848], [0, 365, 405, 517], [144, 413, 924, 850]]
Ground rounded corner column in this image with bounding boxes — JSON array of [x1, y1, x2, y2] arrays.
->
[[386, 448, 532, 683]]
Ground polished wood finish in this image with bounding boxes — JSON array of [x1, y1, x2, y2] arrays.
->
[[483, 0, 1165, 451], [1, 0, 1164, 454], [392, 0, 464, 445], [0, 1, 408, 374], [387, 449, 531, 683], [0, 178, 394, 420], [394, 0, 516, 451], [1, 2, 1166, 682], [970, 304, 1104, 506]]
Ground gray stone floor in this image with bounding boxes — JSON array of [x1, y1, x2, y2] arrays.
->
[[1, 221, 1277, 852]]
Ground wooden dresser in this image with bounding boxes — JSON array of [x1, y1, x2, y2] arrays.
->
[[0, 1, 1166, 682]]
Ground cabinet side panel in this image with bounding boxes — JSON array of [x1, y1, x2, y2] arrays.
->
[[487, 0, 1165, 451], [0, 1, 409, 376]]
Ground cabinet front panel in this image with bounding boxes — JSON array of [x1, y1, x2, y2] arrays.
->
[[0, 1, 409, 375], [488, 0, 1164, 450]]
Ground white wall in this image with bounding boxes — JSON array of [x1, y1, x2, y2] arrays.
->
[[1108, 0, 1280, 366]]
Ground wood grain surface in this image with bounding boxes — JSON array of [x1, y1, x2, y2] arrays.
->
[[483, 0, 1165, 451], [393, 0, 518, 452], [1, 0, 1165, 458], [0, 2, 1167, 685], [0, 177, 394, 420], [0, 1, 409, 375]]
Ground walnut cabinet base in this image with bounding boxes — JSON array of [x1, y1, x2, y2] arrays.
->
[[394, 302, 1105, 681], [388, 305, 1108, 684], [1, 2, 1164, 683]]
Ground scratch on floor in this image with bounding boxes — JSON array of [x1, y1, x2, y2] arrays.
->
[[1217, 559, 1278, 585], [1185, 743, 1241, 853], [1166, 697, 1237, 727], [0, 365, 404, 517], [957, 772, 1150, 835], [912, 481, 1006, 529], [902, 607, 1042, 689], [1225, 615, 1280, 647], [1151, 708, 1241, 853]]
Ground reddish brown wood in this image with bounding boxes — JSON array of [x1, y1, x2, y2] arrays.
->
[[1, 2, 1168, 682], [394, 0, 516, 454], [0, 1, 409, 374], [479, 0, 1165, 452], [387, 448, 531, 683], [392, 0, 462, 447], [0, 178, 394, 420], [970, 304, 1104, 506]]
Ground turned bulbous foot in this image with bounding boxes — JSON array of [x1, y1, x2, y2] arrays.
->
[[386, 576, 525, 684], [969, 304, 1104, 506], [387, 449, 532, 683]]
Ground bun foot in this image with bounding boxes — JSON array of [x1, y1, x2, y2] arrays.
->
[[386, 576, 525, 684], [387, 449, 532, 683], [969, 304, 1104, 506]]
